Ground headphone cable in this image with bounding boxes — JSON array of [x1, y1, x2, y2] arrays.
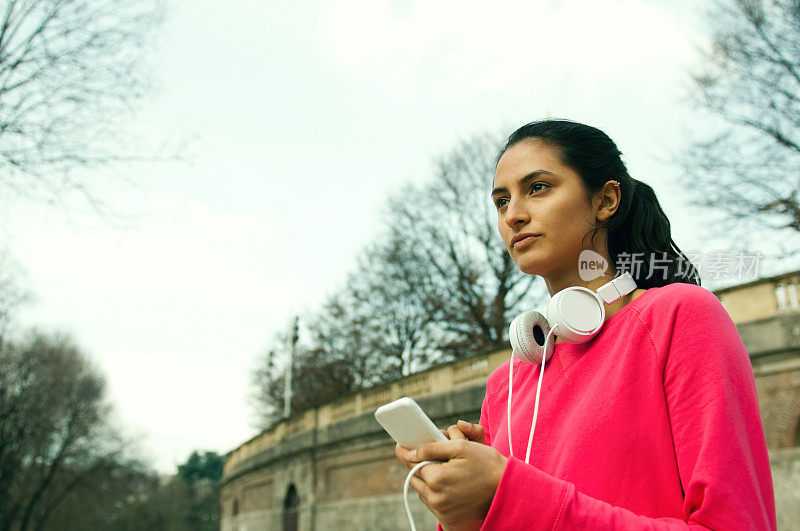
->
[[508, 326, 557, 464], [403, 460, 436, 531]]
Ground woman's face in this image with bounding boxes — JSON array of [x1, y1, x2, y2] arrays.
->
[[492, 139, 604, 280]]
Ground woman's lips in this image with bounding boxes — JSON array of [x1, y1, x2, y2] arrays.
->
[[512, 235, 539, 250]]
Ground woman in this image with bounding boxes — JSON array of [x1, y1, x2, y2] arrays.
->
[[395, 119, 776, 530]]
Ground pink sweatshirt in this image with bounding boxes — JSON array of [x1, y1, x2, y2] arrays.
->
[[447, 283, 776, 529]]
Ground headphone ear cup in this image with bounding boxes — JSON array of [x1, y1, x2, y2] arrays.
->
[[546, 287, 605, 344], [509, 311, 554, 365]]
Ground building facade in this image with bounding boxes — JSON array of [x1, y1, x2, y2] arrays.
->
[[221, 273, 800, 530]]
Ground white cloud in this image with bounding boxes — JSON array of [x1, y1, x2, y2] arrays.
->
[[317, 0, 697, 103]]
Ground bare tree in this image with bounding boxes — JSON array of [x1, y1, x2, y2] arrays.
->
[[341, 133, 546, 368], [0, 0, 164, 209], [304, 290, 383, 389], [42, 450, 224, 530], [250, 235, 446, 428], [0, 250, 30, 343], [0, 330, 119, 531], [249, 346, 280, 428], [0, 329, 217, 528], [388, 132, 545, 356], [345, 233, 449, 379], [289, 232, 449, 393], [681, 0, 800, 244], [250, 325, 358, 429], [249, 132, 547, 427]]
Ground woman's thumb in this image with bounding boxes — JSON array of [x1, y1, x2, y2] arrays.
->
[[457, 420, 484, 440]]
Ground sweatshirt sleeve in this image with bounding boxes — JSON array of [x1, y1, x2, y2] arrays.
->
[[480, 385, 493, 447], [479, 287, 776, 530]]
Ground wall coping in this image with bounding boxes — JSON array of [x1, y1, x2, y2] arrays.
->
[[223, 348, 511, 475]]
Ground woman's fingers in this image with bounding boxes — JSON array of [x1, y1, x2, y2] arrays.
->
[[408, 469, 428, 493], [407, 460, 443, 494], [446, 420, 486, 443], [413, 440, 470, 463], [457, 420, 486, 444], [395, 443, 415, 470], [448, 424, 468, 440]]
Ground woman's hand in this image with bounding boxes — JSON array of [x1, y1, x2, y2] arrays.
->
[[396, 420, 486, 477], [394, 423, 507, 529]]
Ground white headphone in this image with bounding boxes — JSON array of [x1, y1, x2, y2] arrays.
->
[[506, 272, 637, 464], [509, 272, 638, 365]]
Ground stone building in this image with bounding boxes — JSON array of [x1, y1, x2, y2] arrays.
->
[[221, 273, 800, 530], [715, 271, 800, 527]]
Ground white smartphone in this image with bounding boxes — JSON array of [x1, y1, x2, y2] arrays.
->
[[374, 397, 447, 449]]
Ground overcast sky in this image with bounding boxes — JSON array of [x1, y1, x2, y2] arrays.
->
[[2, 0, 793, 473]]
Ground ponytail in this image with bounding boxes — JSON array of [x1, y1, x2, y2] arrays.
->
[[605, 179, 700, 288], [499, 119, 700, 288]]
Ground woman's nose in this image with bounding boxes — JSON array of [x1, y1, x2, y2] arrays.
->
[[504, 199, 530, 228]]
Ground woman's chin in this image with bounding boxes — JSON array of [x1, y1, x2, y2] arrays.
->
[[514, 257, 546, 276]]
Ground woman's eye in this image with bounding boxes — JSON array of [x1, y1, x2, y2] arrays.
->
[[530, 182, 548, 193], [494, 183, 547, 209]]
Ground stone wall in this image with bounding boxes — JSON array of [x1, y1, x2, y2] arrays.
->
[[771, 447, 800, 530], [221, 385, 487, 531], [223, 276, 800, 530], [221, 356, 800, 530], [753, 359, 800, 449]]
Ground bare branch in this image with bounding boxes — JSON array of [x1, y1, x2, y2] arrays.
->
[[681, 0, 800, 250], [0, 0, 165, 213]]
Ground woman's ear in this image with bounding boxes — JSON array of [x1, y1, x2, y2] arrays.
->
[[595, 180, 621, 222]]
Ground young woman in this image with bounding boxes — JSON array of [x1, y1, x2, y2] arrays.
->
[[395, 119, 776, 530]]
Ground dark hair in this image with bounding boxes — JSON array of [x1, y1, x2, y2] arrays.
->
[[498, 118, 700, 288]]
